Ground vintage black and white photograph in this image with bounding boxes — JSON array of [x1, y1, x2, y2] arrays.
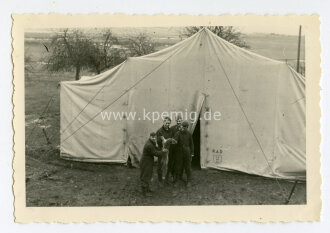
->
[[22, 22, 308, 207]]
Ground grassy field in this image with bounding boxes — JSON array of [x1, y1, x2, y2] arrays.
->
[[25, 31, 306, 206]]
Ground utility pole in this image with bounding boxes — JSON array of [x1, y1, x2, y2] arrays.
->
[[296, 25, 302, 73]]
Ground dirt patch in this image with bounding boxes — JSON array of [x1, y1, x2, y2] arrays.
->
[[26, 146, 306, 206]]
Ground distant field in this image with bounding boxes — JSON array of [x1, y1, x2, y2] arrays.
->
[[245, 34, 305, 60], [25, 29, 305, 79]]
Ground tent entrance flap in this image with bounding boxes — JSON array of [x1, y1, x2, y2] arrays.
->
[[192, 115, 201, 169], [189, 93, 205, 169]]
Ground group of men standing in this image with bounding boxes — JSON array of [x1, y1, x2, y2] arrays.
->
[[140, 116, 195, 197]]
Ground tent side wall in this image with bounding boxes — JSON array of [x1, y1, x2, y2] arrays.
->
[[272, 66, 306, 179], [198, 30, 306, 180], [60, 63, 130, 163]]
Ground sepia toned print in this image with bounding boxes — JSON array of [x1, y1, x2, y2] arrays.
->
[[12, 14, 321, 222]]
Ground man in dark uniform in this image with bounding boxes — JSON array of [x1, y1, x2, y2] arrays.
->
[[156, 117, 174, 185], [173, 121, 194, 187], [167, 115, 183, 182], [140, 132, 167, 197]]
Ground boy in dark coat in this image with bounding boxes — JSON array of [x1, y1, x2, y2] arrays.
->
[[140, 132, 167, 197], [167, 115, 183, 182], [173, 121, 194, 187]]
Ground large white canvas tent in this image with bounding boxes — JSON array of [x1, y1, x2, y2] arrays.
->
[[60, 28, 305, 180]]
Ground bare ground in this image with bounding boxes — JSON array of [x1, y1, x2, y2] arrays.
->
[[26, 145, 306, 206]]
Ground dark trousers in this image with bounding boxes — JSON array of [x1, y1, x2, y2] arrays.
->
[[140, 156, 154, 189], [157, 150, 168, 181], [174, 146, 192, 182], [165, 146, 176, 180]]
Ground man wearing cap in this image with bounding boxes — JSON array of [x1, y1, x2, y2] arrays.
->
[[167, 115, 183, 182], [156, 117, 175, 185], [140, 132, 167, 197], [173, 121, 194, 187]]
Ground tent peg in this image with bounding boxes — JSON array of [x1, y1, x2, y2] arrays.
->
[[42, 128, 51, 145]]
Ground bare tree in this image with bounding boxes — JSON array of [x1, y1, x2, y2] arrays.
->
[[127, 33, 155, 57], [183, 26, 250, 49], [47, 29, 96, 80], [88, 30, 126, 74]]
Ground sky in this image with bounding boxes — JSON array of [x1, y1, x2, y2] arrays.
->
[[25, 24, 304, 36]]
